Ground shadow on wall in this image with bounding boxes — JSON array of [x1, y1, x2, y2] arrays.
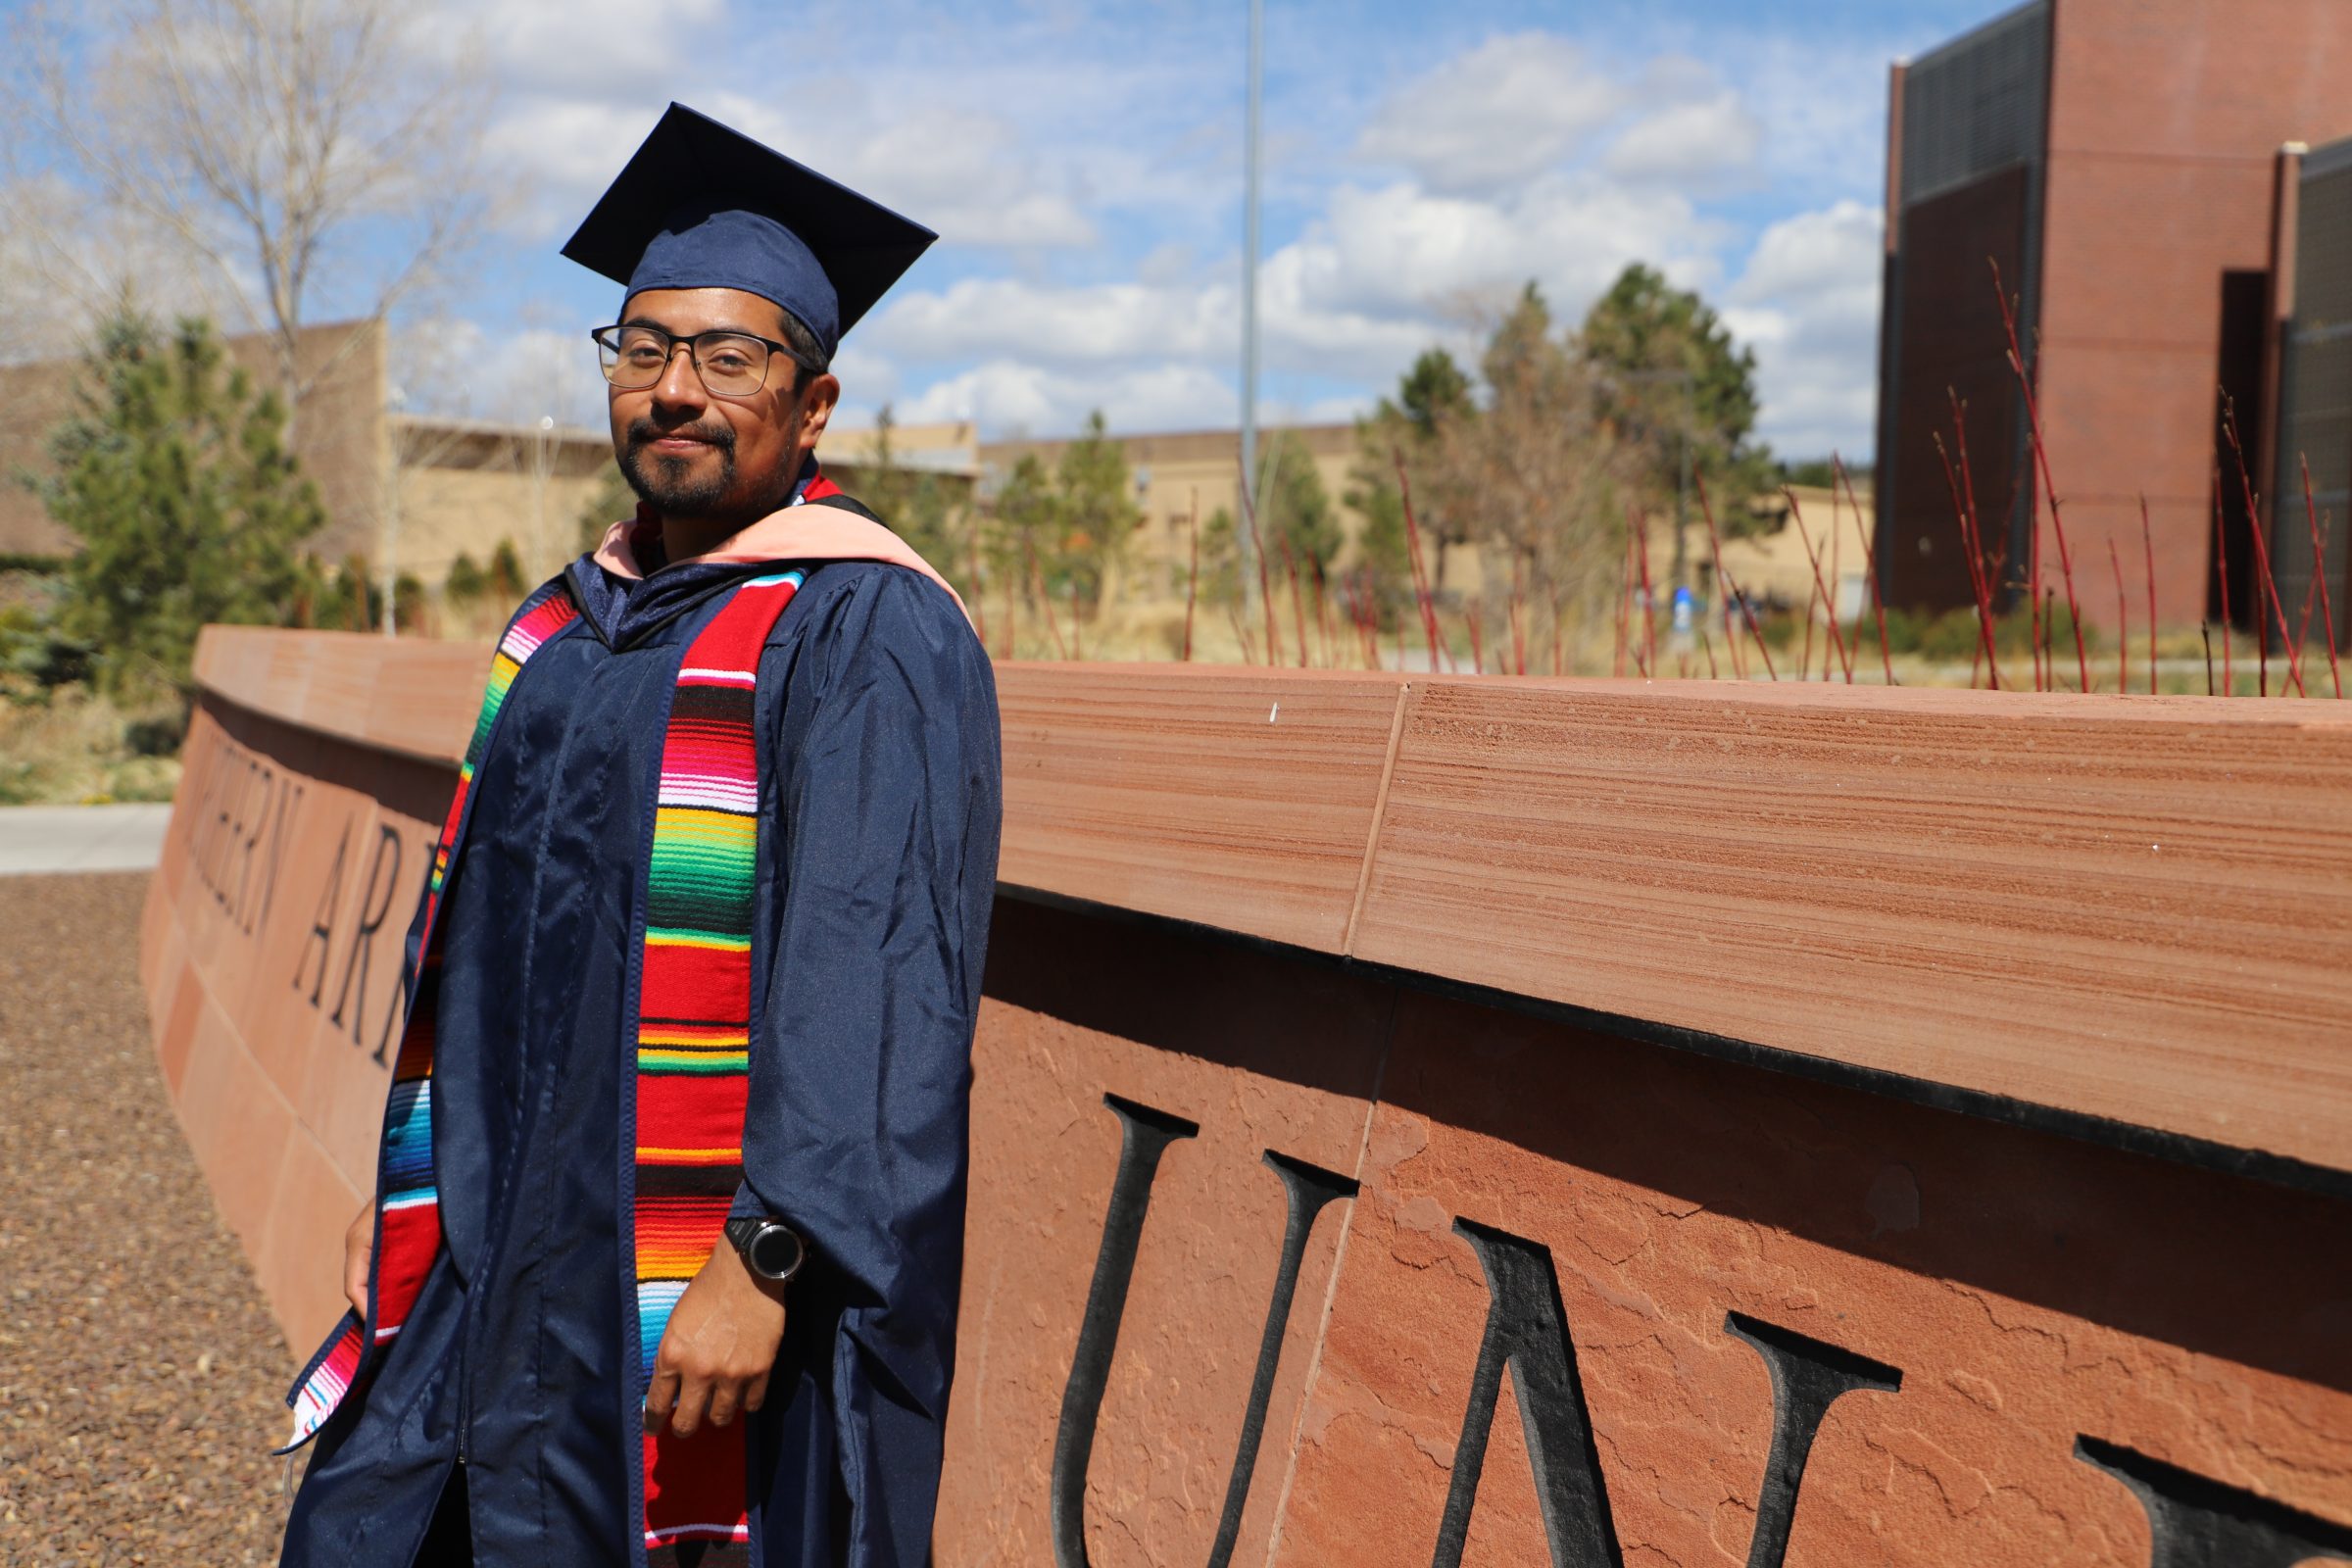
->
[[980, 893, 2352, 1399]]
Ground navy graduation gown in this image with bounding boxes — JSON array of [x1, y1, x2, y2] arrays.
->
[[280, 548, 1001, 1568]]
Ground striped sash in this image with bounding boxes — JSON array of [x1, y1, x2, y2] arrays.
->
[[632, 569, 803, 1552], [282, 569, 807, 1560]]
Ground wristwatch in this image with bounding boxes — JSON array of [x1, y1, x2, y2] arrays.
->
[[723, 1216, 807, 1284]]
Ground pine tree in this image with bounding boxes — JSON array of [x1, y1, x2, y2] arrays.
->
[[35, 311, 323, 700], [986, 453, 1058, 592], [983, 413, 1141, 618], [1583, 262, 1775, 531], [488, 539, 525, 601], [1195, 505, 1245, 607], [444, 551, 487, 602], [1053, 412, 1141, 610], [858, 405, 959, 569], [1348, 347, 1473, 605], [1259, 430, 1341, 577]]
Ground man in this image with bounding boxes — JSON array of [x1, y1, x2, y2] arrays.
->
[[277, 104, 1001, 1568]]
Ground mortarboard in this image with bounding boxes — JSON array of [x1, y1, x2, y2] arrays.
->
[[561, 103, 936, 364]]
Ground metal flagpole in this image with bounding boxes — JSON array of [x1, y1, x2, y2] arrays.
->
[[1239, 0, 1263, 603]]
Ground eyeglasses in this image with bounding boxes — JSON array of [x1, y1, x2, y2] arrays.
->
[[589, 323, 818, 399]]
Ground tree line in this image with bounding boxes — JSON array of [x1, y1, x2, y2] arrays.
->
[[908, 264, 1781, 662]]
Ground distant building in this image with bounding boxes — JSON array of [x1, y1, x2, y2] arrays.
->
[[384, 415, 612, 584], [1708, 484, 1879, 624], [978, 423, 1364, 596], [0, 311, 1382, 615], [0, 320, 980, 594], [387, 416, 982, 586], [1875, 0, 2352, 635]]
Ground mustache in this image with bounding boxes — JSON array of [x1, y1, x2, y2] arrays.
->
[[626, 417, 735, 453]]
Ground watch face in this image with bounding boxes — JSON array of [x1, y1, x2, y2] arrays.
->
[[748, 1224, 804, 1281]]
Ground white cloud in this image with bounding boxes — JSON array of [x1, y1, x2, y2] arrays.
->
[[0, 173, 242, 355], [418, 17, 1894, 449], [895, 359, 1235, 436], [1355, 34, 1627, 195], [1723, 199, 1883, 457], [486, 74, 1083, 255], [483, 85, 1101, 255], [1299, 391, 1375, 425], [1290, 174, 1724, 321], [866, 171, 1726, 397], [1602, 90, 1762, 186], [428, 0, 739, 239], [827, 341, 901, 409], [466, 0, 727, 95], [1728, 35, 1901, 199], [393, 319, 607, 428], [868, 277, 1224, 366], [841, 109, 1097, 248], [1732, 197, 1881, 308]]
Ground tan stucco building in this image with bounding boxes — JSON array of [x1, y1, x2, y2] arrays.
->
[[978, 423, 1363, 597], [0, 320, 986, 596], [1686, 483, 1881, 621], [381, 416, 610, 585]]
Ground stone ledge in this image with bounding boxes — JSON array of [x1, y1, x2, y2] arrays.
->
[[189, 624, 2352, 1177]]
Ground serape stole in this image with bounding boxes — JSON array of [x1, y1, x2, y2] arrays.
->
[[281, 581, 582, 1448], [634, 569, 804, 1553]]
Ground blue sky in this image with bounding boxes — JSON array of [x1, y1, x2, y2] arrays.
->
[[33, 0, 2014, 456]]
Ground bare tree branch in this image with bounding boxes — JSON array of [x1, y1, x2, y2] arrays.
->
[[3, 0, 492, 425]]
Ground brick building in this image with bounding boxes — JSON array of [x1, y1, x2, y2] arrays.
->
[[1874, 0, 2352, 637], [0, 318, 390, 565]]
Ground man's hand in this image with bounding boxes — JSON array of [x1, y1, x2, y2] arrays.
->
[[644, 1243, 789, 1439], [343, 1200, 375, 1317]]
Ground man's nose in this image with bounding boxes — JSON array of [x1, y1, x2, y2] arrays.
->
[[651, 343, 707, 413]]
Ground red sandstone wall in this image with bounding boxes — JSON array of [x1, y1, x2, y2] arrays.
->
[[142, 696, 459, 1347], [951, 898, 2352, 1565], [144, 629, 2352, 1562], [994, 663, 2352, 1170]]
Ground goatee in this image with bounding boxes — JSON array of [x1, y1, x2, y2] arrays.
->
[[618, 418, 738, 514]]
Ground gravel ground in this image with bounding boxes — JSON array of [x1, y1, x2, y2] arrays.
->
[[0, 873, 295, 1566]]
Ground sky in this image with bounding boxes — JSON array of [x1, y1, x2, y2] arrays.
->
[[45, 0, 2016, 458]]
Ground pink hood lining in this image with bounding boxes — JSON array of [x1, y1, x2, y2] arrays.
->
[[590, 503, 969, 622]]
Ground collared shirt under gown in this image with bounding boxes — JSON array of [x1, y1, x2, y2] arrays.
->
[[278, 550, 1002, 1568]]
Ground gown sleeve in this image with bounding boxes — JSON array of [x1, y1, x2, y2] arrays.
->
[[739, 565, 1002, 1565]]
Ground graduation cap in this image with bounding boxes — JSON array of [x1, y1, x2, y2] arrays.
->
[[561, 102, 936, 365]]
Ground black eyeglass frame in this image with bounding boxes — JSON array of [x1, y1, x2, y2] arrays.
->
[[588, 323, 824, 398]]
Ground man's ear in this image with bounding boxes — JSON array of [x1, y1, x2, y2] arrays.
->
[[798, 372, 841, 450]]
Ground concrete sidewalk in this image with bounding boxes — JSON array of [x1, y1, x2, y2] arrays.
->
[[0, 802, 172, 875]]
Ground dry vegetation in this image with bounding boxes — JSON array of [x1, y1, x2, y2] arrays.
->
[[0, 689, 182, 806]]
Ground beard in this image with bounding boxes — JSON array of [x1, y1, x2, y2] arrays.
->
[[617, 416, 740, 514]]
